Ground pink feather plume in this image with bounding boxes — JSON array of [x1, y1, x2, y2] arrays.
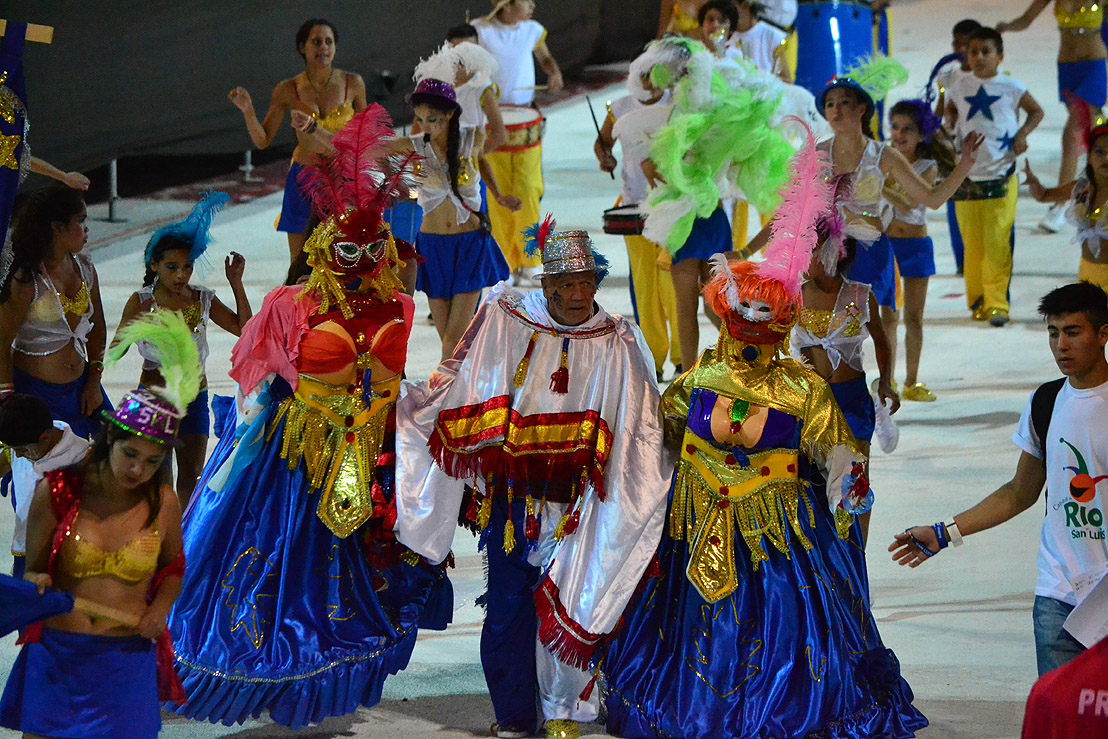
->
[[754, 118, 833, 297]]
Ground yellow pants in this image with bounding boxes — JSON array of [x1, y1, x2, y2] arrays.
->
[[731, 200, 774, 254], [955, 176, 1018, 313], [1079, 258, 1108, 292], [625, 233, 681, 372], [485, 144, 544, 271]]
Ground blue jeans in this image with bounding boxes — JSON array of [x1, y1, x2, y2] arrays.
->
[[1033, 595, 1086, 675]]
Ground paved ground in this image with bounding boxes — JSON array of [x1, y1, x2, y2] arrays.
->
[[0, 1, 1072, 736]]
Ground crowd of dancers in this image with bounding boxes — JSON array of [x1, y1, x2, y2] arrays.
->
[[0, 1, 1106, 738]]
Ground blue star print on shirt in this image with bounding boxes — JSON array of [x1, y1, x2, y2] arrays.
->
[[964, 84, 1002, 122], [997, 130, 1015, 151]]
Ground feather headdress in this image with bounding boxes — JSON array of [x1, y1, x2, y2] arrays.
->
[[414, 40, 499, 87], [145, 190, 230, 266], [107, 309, 202, 413], [523, 213, 558, 259], [296, 104, 414, 241], [754, 117, 832, 297], [819, 54, 907, 113]]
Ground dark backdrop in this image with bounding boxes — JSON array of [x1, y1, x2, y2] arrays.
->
[[12, 1, 656, 172]]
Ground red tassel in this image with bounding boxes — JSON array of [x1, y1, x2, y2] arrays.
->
[[579, 672, 599, 702], [563, 509, 580, 535], [645, 553, 662, 578], [549, 367, 569, 394], [525, 513, 540, 540]]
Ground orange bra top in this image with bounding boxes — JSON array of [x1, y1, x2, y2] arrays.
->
[[295, 327, 357, 375], [58, 511, 160, 584]]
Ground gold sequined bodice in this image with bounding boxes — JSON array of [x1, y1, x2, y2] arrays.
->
[[58, 280, 89, 317], [58, 512, 160, 584], [1057, 3, 1103, 31], [315, 101, 355, 133]]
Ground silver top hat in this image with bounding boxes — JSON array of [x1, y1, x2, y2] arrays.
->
[[537, 230, 598, 277]]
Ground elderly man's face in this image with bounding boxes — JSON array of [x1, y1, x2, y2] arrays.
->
[[542, 271, 598, 326]]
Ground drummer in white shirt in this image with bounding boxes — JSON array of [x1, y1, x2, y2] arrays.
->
[[595, 57, 682, 381], [725, 0, 791, 82], [474, 0, 564, 285]]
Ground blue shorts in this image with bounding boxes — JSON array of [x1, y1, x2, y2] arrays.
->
[[673, 207, 731, 264], [830, 374, 875, 443], [276, 162, 312, 234], [416, 229, 510, 300], [1, 629, 160, 739], [12, 365, 111, 440], [179, 389, 210, 437], [847, 234, 896, 308], [1058, 59, 1108, 108], [890, 236, 936, 279]]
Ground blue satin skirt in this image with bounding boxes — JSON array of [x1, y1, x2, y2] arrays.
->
[[168, 395, 448, 728], [1, 629, 159, 739], [603, 477, 927, 738]]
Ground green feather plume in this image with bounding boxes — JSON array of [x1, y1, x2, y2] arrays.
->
[[107, 309, 202, 413], [845, 55, 908, 103]]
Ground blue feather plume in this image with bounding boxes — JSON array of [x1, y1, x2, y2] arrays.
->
[[145, 190, 231, 266]]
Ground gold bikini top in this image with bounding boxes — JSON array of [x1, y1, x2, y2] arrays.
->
[[315, 101, 355, 133], [58, 280, 90, 317], [59, 512, 160, 584], [1056, 3, 1102, 31]]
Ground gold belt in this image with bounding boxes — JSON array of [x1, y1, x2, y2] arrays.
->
[[270, 374, 398, 538]]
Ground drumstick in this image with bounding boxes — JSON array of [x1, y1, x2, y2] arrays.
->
[[586, 95, 616, 180], [514, 85, 549, 91], [73, 596, 142, 628]]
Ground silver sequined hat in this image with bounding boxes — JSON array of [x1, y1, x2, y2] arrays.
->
[[536, 230, 598, 277]]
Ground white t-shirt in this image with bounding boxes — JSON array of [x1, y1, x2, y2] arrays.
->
[[1012, 379, 1108, 605], [933, 64, 970, 102], [456, 78, 493, 134], [610, 95, 672, 206], [759, 0, 798, 28], [474, 18, 546, 107], [727, 22, 787, 74], [947, 71, 1027, 181], [9, 421, 90, 555]]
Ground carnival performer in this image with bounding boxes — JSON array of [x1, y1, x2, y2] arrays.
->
[[0, 185, 111, 438], [602, 123, 929, 739], [819, 55, 980, 343], [882, 99, 946, 401], [657, 0, 708, 38], [474, 0, 565, 281], [395, 217, 672, 739], [416, 39, 509, 157], [636, 36, 800, 373], [395, 78, 515, 360], [999, 1, 1107, 233], [595, 52, 681, 379], [794, 211, 900, 546], [0, 311, 200, 739], [728, 0, 791, 81], [227, 18, 366, 260], [113, 192, 253, 507], [1025, 120, 1108, 292], [167, 105, 448, 729]]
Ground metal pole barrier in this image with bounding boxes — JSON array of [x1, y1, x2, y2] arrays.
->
[[99, 158, 129, 224], [239, 150, 261, 182]]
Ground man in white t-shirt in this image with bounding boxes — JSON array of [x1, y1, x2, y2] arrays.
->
[[0, 394, 90, 579], [890, 282, 1108, 676], [474, 0, 564, 281]]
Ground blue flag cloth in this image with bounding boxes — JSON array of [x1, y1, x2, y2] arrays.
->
[[0, 573, 74, 637]]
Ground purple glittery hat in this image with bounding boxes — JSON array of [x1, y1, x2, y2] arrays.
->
[[410, 78, 459, 109], [103, 388, 184, 446]]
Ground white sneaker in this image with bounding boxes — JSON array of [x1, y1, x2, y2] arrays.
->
[[873, 394, 899, 454], [1039, 204, 1066, 233]]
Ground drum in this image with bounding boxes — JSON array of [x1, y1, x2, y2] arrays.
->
[[794, 0, 875, 97], [603, 204, 646, 235], [497, 106, 545, 152]]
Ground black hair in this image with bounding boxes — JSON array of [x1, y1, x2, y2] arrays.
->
[[969, 26, 1003, 55], [446, 23, 479, 43], [296, 18, 339, 58], [952, 19, 982, 37], [822, 83, 876, 139], [1, 185, 86, 303], [143, 233, 193, 287], [889, 100, 935, 160], [87, 422, 166, 529], [285, 249, 312, 286], [1038, 282, 1108, 329], [699, 0, 740, 32], [837, 238, 859, 274], [1081, 131, 1108, 222], [0, 394, 54, 447], [410, 89, 466, 217]]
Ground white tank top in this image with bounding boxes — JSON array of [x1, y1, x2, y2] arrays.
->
[[885, 158, 937, 227], [134, 284, 214, 370], [12, 252, 96, 359], [792, 279, 871, 372], [411, 128, 482, 225]]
